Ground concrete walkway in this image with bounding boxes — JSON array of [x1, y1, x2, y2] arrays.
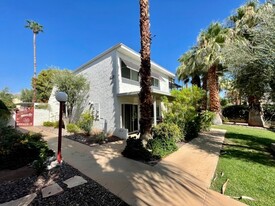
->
[[20, 127, 246, 206]]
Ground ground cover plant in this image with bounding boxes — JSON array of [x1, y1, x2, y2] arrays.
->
[[211, 125, 275, 206]]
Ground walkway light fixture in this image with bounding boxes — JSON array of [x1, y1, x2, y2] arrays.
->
[[55, 91, 68, 164]]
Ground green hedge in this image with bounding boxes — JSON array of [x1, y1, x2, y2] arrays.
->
[[222, 105, 249, 121]]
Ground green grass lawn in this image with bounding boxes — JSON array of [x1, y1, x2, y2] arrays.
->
[[211, 125, 275, 206]]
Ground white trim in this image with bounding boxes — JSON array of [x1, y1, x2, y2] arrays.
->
[[74, 43, 175, 78], [117, 89, 172, 97], [153, 97, 157, 126]]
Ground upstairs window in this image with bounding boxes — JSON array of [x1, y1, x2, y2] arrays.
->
[[169, 78, 174, 90], [151, 77, 159, 87], [121, 60, 139, 81]]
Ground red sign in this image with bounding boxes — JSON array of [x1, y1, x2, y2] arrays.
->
[[16, 107, 34, 126]]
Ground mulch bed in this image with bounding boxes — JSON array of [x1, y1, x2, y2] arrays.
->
[[0, 162, 128, 206], [65, 133, 122, 147], [36, 126, 123, 147]]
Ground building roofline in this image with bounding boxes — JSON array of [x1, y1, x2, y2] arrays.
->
[[74, 43, 123, 74], [74, 43, 175, 77]]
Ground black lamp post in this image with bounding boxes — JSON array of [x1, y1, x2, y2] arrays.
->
[[55, 91, 68, 164]]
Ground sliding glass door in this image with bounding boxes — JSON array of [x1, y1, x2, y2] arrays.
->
[[122, 104, 138, 132]]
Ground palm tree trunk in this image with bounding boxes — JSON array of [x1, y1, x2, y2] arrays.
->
[[208, 65, 222, 124], [139, 0, 152, 142], [33, 32, 37, 103], [201, 73, 208, 110]]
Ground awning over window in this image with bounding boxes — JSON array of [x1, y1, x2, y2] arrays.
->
[[120, 58, 140, 72], [120, 58, 165, 81]]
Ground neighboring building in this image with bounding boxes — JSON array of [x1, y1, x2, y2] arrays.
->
[[48, 43, 177, 138]]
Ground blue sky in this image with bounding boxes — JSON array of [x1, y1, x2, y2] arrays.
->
[[0, 0, 247, 93]]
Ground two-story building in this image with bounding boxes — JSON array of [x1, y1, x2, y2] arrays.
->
[[48, 43, 176, 139]]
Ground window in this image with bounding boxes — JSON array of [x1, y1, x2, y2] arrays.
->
[[121, 60, 130, 79], [151, 77, 159, 87], [169, 77, 174, 90], [121, 60, 139, 81]]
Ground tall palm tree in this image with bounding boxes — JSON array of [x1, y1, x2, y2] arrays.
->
[[139, 0, 153, 142], [25, 20, 43, 103], [197, 23, 229, 124]]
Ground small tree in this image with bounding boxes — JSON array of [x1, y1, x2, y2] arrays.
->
[[0, 88, 15, 110], [20, 88, 33, 102], [35, 68, 58, 102], [53, 70, 89, 122]]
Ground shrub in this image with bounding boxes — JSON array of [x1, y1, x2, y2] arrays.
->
[[0, 126, 54, 172], [94, 132, 106, 144], [263, 104, 275, 122], [53, 121, 59, 128], [66, 123, 80, 133], [78, 111, 94, 135], [0, 100, 11, 127], [199, 111, 215, 131], [152, 123, 182, 142], [184, 115, 201, 141], [162, 86, 204, 131], [122, 137, 156, 161], [220, 98, 228, 107], [43, 121, 55, 127], [147, 138, 177, 158], [222, 105, 249, 121]]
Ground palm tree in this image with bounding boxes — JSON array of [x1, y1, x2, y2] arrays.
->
[[25, 20, 43, 103], [197, 23, 229, 124], [177, 47, 203, 88], [177, 47, 208, 110], [139, 0, 153, 142]]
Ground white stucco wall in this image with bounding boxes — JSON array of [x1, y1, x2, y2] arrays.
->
[[34, 108, 50, 126], [48, 87, 60, 122], [7, 112, 16, 127], [76, 50, 121, 135]]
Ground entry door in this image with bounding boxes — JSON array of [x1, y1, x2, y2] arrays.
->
[[122, 104, 138, 132]]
